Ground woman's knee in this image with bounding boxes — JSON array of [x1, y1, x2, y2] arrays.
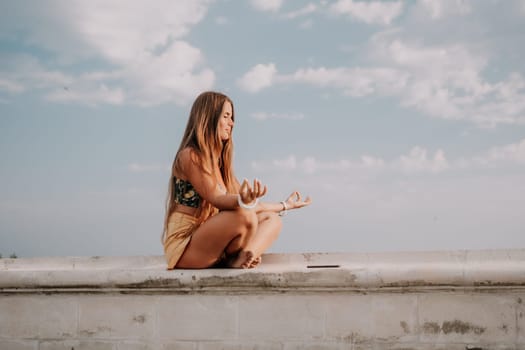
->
[[271, 212, 283, 233], [234, 208, 258, 232], [271, 212, 283, 228], [258, 212, 283, 232]]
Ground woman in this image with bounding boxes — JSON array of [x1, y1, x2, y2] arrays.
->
[[162, 91, 311, 269]]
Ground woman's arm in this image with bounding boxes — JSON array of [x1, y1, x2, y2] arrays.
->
[[180, 148, 265, 210], [256, 191, 312, 214], [255, 201, 286, 214]]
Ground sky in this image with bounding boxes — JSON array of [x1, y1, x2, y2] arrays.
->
[[0, 0, 524, 258]]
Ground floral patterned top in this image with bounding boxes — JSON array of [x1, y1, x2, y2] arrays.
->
[[173, 177, 201, 208]]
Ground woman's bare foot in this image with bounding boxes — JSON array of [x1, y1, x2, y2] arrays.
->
[[249, 256, 262, 268], [229, 250, 255, 268]]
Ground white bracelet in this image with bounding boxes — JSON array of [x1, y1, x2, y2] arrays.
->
[[238, 194, 258, 210], [279, 201, 288, 217]]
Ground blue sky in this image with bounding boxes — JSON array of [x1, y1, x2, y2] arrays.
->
[[1, 0, 524, 258]]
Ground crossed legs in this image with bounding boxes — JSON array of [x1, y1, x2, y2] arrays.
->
[[176, 208, 282, 269]]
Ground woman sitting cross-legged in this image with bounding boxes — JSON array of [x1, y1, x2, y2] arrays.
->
[[162, 91, 311, 269]]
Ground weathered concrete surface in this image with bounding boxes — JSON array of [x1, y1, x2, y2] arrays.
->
[[0, 250, 524, 349]]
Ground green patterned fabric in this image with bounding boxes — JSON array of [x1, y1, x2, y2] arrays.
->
[[173, 177, 201, 208]]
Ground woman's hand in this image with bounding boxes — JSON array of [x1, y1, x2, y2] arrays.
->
[[284, 191, 312, 210], [239, 178, 267, 205]]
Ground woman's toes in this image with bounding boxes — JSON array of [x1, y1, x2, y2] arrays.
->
[[230, 250, 254, 269]]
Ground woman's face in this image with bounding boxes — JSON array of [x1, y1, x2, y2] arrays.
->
[[218, 101, 234, 141]]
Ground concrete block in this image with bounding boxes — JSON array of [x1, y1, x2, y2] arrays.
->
[[199, 341, 283, 350], [0, 295, 77, 339], [465, 250, 525, 287], [366, 250, 466, 287], [370, 294, 419, 343], [356, 344, 520, 350], [162, 342, 197, 350], [347, 345, 373, 350], [0, 339, 37, 350], [324, 294, 373, 343], [283, 342, 343, 350], [38, 340, 115, 350], [2, 252, 525, 349], [157, 295, 238, 341], [418, 293, 517, 344], [260, 252, 369, 267], [324, 294, 418, 343], [518, 295, 525, 344], [115, 340, 167, 350], [78, 296, 155, 339], [353, 344, 468, 350], [238, 294, 325, 341]]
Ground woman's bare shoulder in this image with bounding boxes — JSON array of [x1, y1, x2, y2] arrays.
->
[[178, 147, 200, 167]]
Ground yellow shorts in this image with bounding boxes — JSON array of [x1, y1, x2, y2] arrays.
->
[[163, 211, 197, 269]]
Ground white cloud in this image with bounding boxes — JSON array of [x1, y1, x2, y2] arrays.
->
[[0, 54, 73, 92], [284, 66, 408, 97], [299, 19, 314, 29], [361, 155, 385, 168], [273, 155, 298, 171], [486, 139, 525, 163], [251, 112, 305, 121], [255, 148, 432, 175], [215, 16, 229, 25], [0, 54, 126, 106], [71, 41, 214, 106], [251, 0, 283, 12], [417, 0, 472, 20], [252, 154, 381, 174], [123, 40, 215, 106], [470, 73, 525, 127], [46, 84, 125, 106], [0, 1, 214, 106], [284, 4, 318, 19], [1, 1, 210, 63], [68, 1, 210, 65], [397, 147, 449, 173], [235, 5, 525, 127], [302, 157, 318, 174], [381, 40, 490, 100], [128, 163, 170, 173], [329, 0, 404, 25], [237, 63, 278, 93], [251, 36, 525, 127], [471, 139, 525, 166], [371, 38, 525, 126], [0, 78, 24, 93], [251, 139, 525, 177]]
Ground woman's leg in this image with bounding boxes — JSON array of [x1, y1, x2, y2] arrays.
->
[[176, 208, 258, 269], [229, 212, 282, 268]]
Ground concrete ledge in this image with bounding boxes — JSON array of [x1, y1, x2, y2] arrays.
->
[[1, 250, 524, 349], [1, 249, 524, 294]]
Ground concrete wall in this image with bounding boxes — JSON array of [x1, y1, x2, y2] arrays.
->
[[1, 250, 524, 350]]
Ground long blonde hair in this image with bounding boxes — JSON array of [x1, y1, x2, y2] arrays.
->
[[162, 91, 239, 242]]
